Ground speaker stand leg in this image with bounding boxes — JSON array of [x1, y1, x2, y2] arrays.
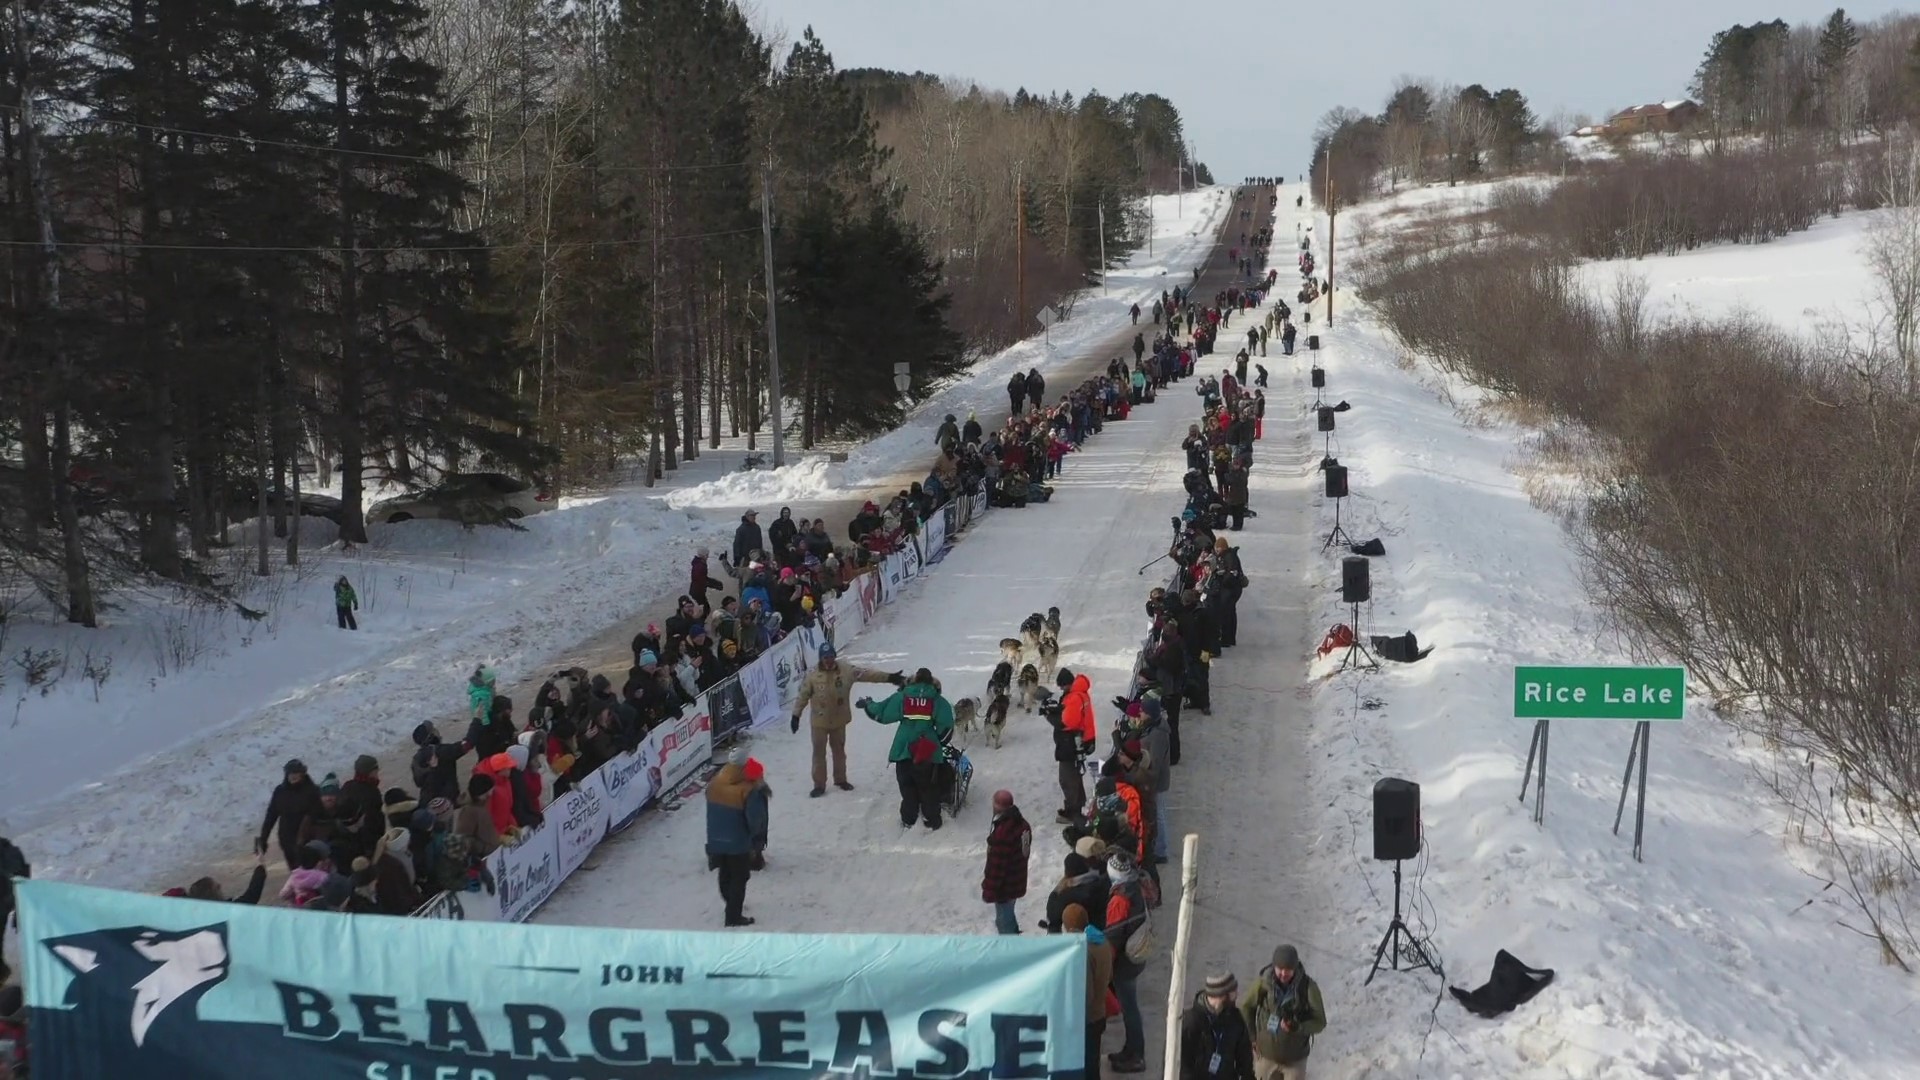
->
[[1322, 496, 1354, 553], [1366, 859, 1439, 985], [1339, 602, 1378, 672]]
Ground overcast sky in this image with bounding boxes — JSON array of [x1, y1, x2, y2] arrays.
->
[[754, 0, 1910, 181]]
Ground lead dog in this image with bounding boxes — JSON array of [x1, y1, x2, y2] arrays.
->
[[1020, 612, 1046, 653], [1042, 606, 1062, 649], [1036, 637, 1060, 683]]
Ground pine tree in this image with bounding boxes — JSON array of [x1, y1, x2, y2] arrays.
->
[[308, 0, 546, 541]]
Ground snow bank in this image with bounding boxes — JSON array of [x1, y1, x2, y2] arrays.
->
[[665, 186, 1233, 509], [0, 488, 730, 887], [1302, 194, 1920, 1077]]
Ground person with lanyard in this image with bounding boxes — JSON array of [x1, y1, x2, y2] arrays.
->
[[1180, 973, 1256, 1080], [1240, 944, 1328, 1079]]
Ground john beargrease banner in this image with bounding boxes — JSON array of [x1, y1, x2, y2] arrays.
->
[[16, 879, 1088, 1080]]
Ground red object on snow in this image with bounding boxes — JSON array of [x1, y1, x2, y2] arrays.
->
[[1316, 623, 1355, 658]]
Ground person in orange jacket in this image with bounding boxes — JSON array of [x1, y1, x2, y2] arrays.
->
[[1057, 668, 1096, 746], [471, 753, 520, 837]]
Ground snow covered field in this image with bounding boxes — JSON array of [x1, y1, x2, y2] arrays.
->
[[1301, 184, 1920, 1076], [0, 185, 1234, 898]]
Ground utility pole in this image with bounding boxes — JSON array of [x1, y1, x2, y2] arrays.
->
[[1325, 144, 1335, 328], [1178, 147, 1185, 217], [761, 164, 785, 466], [1097, 201, 1108, 296], [1016, 166, 1027, 338]]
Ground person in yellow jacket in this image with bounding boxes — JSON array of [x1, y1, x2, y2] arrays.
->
[[790, 643, 902, 797]]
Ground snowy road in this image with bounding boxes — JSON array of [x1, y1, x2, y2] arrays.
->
[[540, 186, 1319, 1079]]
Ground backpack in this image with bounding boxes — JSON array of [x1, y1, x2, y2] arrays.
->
[[1119, 882, 1157, 964]]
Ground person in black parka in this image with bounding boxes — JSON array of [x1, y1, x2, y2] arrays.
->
[[1179, 974, 1256, 1080], [256, 758, 327, 870], [732, 509, 764, 564]]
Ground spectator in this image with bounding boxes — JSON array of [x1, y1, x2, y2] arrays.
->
[[1241, 945, 1327, 1080], [411, 722, 468, 806], [732, 509, 763, 564], [705, 750, 770, 927], [1065, 903, 1114, 1080], [186, 849, 269, 905], [455, 774, 503, 857], [1181, 974, 1256, 1080], [790, 644, 900, 797], [333, 575, 358, 630], [256, 758, 325, 870], [0, 819, 29, 936], [981, 790, 1032, 934], [337, 755, 386, 862]]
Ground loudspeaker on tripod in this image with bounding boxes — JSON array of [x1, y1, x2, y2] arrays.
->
[[1341, 555, 1370, 604], [1317, 406, 1336, 433], [1311, 367, 1326, 389], [1325, 463, 1349, 499], [1372, 777, 1421, 861]]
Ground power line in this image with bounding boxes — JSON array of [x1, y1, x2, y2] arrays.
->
[[0, 99, 754, 174], [0, 224, 765, 254]]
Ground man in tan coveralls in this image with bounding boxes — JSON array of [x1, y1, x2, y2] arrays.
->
[[789, 643, 902, 797]]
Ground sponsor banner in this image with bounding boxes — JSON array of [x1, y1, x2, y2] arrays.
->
[[411, 887, 486, 922], [826, 587, 864, 645], [552, 771, 610, 879], [740, 636, 792, 730], [488, 819, 562, 924], [646, 699, 714, 794], [972, 490, 990, 522], [599, 747, 656, 832], [707, 674, 752, 744], [902, 536, 923, 581], [881, 551, 906, 603], [925, 508, 949, 563], [855, 567, 883, 621], [16, 879, 1088, 1080]]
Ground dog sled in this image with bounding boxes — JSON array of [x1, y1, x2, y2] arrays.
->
[[938, 744, 974, 817]]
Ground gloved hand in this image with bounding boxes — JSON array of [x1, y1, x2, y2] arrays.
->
[[1200, 650, 1213, 665], [1112, 695, 1132, 711], [856, 697, 873, 710], [889, 670, 907, 686], [790, 713, 801, 734]]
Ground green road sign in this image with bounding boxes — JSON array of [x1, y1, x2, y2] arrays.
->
[[1513, 666, 1685, 720]]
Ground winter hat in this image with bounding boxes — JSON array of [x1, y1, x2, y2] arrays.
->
[[1125, 700, 1143, 719], [383, 788, 417, 815], [517, 729, 539, 750], [353, 754, 380, 778], [506, 744, 531, 771], [281, 758, 307, 778], [1140, 693, 1164, 718], [428, 798, 455, 826], [1203, 973, 1239, 997], [695, 545, 709, 558], [411, 722, 439, 747], [1123, 738, 1143, 759], [779, 567, 796, 581], [1108, 849, 1138, 877], [819, 644, 836, 661], [689, 623, 708, 639], [319, 772, 340, 794], [489, 752, 517, 773], [1074, 836, 1109, 861], [728, 745, 749, 767], [639, 649, 659, 667], [1062, 903, 1090, 931], [1064, 853, 1090, 877], [467, 774, 495, 800], [1056, 668, 1075, 690], [1271, 944, 1300, 969], [991, 789, 1014, 812], [801, 596, 815, 612], [302, 838, 332, 864], [743, 758, 765, 782]]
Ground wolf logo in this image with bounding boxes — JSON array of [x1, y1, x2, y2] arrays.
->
[[44, 922, 231, 1056]]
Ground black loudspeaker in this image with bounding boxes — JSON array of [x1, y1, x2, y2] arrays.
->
[[1309, 334, 1322, 351], [1317, 406, 1335, 433], [1311, 367, 1326, 389], [1325, 464, 1349, 499], [1341, 555, 1370, 604], [1373, 777, 1421, 861]]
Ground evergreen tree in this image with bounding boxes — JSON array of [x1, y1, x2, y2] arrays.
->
[[308, 0, 546, 541]]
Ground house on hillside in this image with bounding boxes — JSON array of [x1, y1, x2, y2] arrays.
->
[[1605, 100, 1700, 135]]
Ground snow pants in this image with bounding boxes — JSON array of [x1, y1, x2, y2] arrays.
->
[[714, 853, 752, 922], [336, 605, 357, 630], [1057, 759, 1087, 820], [810, 726, 849, 791], [896, 759, 943, 828]]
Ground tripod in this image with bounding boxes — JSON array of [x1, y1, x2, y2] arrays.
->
[[1321, 494, 1353, 553], [1339, 602, 1378, 672], [1366, 857, 1438, 985]]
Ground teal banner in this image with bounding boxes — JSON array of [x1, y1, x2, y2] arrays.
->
[[16, 879, 1086, 1080]]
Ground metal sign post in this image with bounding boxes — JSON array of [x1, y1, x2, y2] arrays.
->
[[1512, 665, 1684, 859], [1035, 304, 1057, 347]]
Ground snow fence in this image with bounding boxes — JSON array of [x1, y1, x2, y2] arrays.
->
[[411, 489, 996, 922]]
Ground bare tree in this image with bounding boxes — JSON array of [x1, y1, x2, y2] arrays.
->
[[1864, 129, 1920, 392]]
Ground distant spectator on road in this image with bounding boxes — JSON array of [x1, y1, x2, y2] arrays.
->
[[334, 575, 358, 630]]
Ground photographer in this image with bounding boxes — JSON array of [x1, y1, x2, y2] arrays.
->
[[1240, 945, 1327, 1080]]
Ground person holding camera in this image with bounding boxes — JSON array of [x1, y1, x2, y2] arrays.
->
[[1240, 945, 1327, 1080]]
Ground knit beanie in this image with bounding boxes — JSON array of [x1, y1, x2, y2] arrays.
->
[[1062, 904, 1090, 931], [353, 754, 379, 778]]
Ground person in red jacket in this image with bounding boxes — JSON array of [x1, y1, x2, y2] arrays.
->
[[472, 753, 520, 838], [982, 790, 1033, 934]]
